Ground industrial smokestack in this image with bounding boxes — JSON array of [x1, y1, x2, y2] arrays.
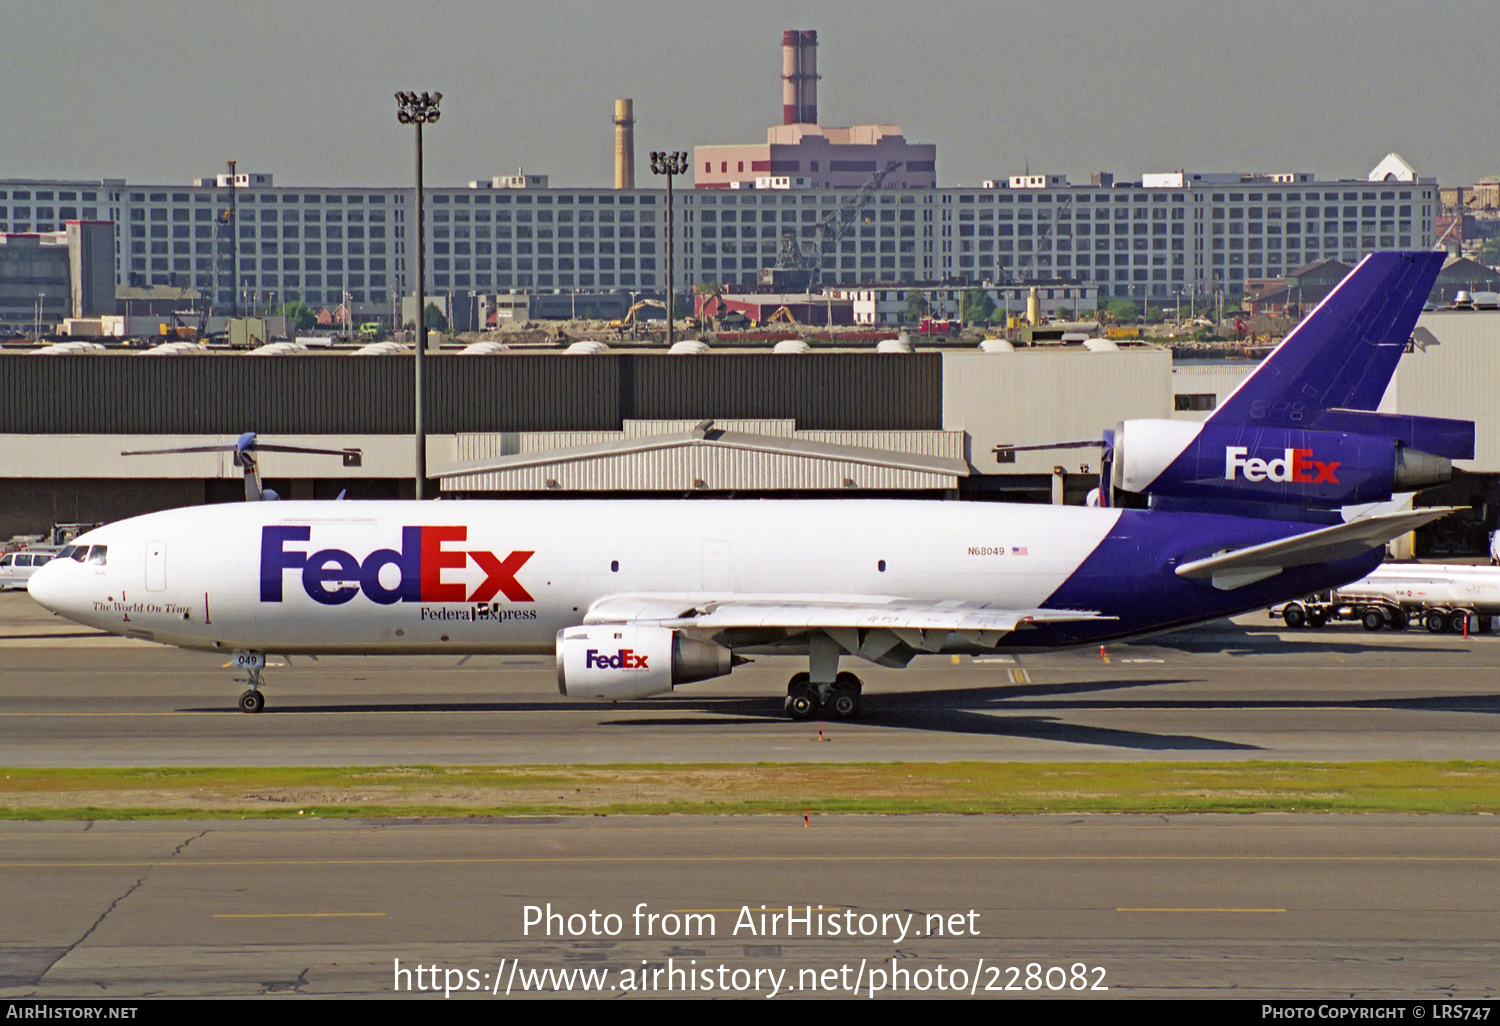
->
[[613, 98, 635, 189], [782, 30, 800, 125], [798, 30, 818, 125]]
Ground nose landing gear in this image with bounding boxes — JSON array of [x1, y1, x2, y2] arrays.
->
[[232, 651, 267, 714]]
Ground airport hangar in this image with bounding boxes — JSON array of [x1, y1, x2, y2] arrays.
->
[[0, 308, 1496, 556]]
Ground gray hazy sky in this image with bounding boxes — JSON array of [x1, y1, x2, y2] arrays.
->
[[3, 0, 1494, 189]]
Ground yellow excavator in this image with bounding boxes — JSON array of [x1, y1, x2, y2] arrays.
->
[[750, 305, 798, 329], [609, 298, 669, 330]]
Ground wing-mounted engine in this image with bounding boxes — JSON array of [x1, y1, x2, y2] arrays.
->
[[555, 625, 736, 700]]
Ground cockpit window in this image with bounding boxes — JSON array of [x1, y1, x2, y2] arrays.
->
[[86, 546, 108, 566], [56, 546, 76, 561]]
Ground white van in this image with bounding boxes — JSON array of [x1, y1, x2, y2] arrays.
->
[[0, 550, 59, 591]]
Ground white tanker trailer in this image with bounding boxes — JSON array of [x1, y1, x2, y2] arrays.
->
[[1275, 563, 1500, 633]]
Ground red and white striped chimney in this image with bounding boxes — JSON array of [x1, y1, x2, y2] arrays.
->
[[798, 30, 818, 125], [782, 30, 800, 125]]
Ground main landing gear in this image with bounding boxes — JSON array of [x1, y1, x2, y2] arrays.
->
[[232, 651, 267, 714], [784, 671, 864, 721], [784, 633, 865, 721]]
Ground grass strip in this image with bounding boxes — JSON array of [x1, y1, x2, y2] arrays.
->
[[1, 761, 1498, 820]]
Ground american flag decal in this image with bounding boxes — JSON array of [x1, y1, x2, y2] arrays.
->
[[1012, 546, 1028, 555]]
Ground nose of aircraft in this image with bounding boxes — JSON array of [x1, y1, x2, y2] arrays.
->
[[26, 557, 70, 615]]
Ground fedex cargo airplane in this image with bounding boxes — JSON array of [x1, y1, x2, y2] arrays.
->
[[27, 253, 1473, 719]]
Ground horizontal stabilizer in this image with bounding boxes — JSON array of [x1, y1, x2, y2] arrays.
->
[[1175, 507, 1461, 590], [1315, 409, 1475, 461]]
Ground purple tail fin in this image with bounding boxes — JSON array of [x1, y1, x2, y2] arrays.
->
[[1207, 252, 1444, 428]]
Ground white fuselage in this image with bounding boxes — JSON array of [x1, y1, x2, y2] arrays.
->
[[28, 499, 1123, 655]]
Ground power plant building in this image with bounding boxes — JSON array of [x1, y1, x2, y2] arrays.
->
[[694, 29, 937, 191]]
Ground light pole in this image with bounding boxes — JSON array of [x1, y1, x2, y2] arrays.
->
[[650, 150, 688, 348], [227, 159, 239, 317], [396, 90, 442, 500]]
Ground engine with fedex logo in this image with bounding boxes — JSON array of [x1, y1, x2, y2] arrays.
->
[[556, 625, 736, 700], [1109, 418, 1458, 513]]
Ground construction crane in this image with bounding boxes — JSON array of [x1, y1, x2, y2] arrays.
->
[[1014, 191, 1073, 283], [762, 161, 904, 290]]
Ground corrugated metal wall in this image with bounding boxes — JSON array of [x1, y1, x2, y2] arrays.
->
[[446, 446, 959, 493], [1399, 313, 1500, 473], [0, 353, 940, 434], [449, 422, 966, 492]]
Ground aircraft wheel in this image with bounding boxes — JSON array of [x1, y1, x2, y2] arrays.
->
[[827, 692, 859, 719], [1282, 603, 1306, 628], [828, 673, 863, 720], [786, 672, 810, 696], [784, 689, 818, 721], [833, 671, 864, 695], [238, 689, 265, 714], [1425, 610, 1448, 633], [1449, 610, 1472, 634], [1360, 607, 1386, 632]]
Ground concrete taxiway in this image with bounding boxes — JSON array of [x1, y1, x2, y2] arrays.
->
[[1, 814, 1496, 999], [2, 593, 1497, 766]]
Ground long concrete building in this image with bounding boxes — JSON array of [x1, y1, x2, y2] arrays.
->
[[0, 157, 1439, 332]]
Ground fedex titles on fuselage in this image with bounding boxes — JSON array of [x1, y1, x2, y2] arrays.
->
[[260, 525, 534, 606], [1224, 446, 1340, 485]]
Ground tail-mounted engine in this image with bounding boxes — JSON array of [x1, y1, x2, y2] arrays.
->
[[1109, 415, 1468, 513]]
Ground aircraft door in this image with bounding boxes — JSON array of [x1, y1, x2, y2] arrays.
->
[[701, 540, 731, 592], [145, 542, 167, 592]]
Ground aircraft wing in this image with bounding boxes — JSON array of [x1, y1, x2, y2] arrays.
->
[[1174, 507, 1462, 591], [583, 593, 1111, 656]]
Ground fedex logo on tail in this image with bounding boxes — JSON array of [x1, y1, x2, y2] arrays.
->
[[260, 525, 534, 606], [1224, 446, 1340, 485], [585, 649, 649, 670]]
